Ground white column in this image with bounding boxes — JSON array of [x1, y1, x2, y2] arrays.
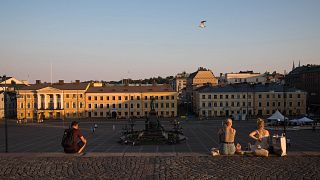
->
[[37, 94, 41, 109], [53, 94, 57, 109], [61, 93, 64, 109], [44, 94, 48, 109]]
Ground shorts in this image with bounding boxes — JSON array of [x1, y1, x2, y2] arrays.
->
[[219, 143, 235, 155], [64, 141, 85, 153]]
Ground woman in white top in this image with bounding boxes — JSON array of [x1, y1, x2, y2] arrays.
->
[[249, 118, 270, 151]]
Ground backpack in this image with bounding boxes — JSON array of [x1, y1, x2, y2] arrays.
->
[[61, 128, 74, 148]]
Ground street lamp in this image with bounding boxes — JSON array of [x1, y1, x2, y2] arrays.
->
[[3, 75, 8, 152]]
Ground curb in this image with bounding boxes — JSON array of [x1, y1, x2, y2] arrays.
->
[[0, 151, 319, 158]]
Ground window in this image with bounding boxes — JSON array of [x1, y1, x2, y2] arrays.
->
[[66, 103, 69, 108], [73, 94, 76, 98], [278, 94, 281, 98], [80, 102, 83, 108], [94, 96, 97, 100], [145, 103, 148, 108], [266, 102, 269, 107], [88, 104, 91, 109], [208, 102, 212, 107], [155, 96, 158, 100], [112, 96, 115, 100], [267, 95, 270, 98], [137, 103, 140, 108], [231, 95, 234, 99], [272, 102, 275, 107], [66, 94, 70, 98], [171, 96, 174, 100], [289, 102, 292, 107], [94, 104, 98, 108], [248, 102, 252, 107], [125, 96, 128, 100], [214, 95, 217, 99], [88, 96, 91, 100], [27, 103, 30, 109], [171, 103, 174, 108], [125, 104, 128, 108], [202, 95, 206, 99], [220, 95, 223, 99], [100, 96, 103, 100], [298, 94, 301, 98], [298, 102, 301, 107], [166, 103, 169, 108], [161, 96, 164, 100], [118, 104, 122, 108], [118, 96, 121, 100], [258, 102, 262, 107], [166, 96, 169, 100], [80, 94, 83, 98], [137, 96, 140, 100], [242, 102, 245, 106], [225, 95, 229, 99], [161, 103, 164, 108], [242, 95, 246, 98], [112, 104, 116, 108], [145, 96, 148, 100], [106, 104, 109, 108], [100, 104, 103, 108], [278, 102, 281, 106], [130, 104, 133, 108], [130, 96, 134, 100], [107, 96, 110, 100], [100, 112, 103, 117], [258, 94, 262, 98], [73, 102, 76, 108]]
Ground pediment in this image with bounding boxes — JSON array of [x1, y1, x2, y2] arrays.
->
[[37, 86, 62, 93]]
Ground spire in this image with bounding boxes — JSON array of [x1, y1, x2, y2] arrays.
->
[[298, 60, 301, 67], [292, 61, 295, 70]]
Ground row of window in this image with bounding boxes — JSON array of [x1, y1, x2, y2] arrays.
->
[[201, 93, 302, 100], [201, 101, 301, 108], [20, 102, 176, 109], [23, 94, 83, 99], [201, 109, 301, 116], [88, 111, 175, 117], [88, 103, 175, 109], [87, 95, 175, 101]]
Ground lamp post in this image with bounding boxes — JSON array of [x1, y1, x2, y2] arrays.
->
[[3, 75, 8, 152]]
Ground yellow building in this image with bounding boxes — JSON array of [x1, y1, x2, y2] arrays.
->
[[17, 80, 90, 120], [86, 83, 177, 118], [194, 83, 307, 118]]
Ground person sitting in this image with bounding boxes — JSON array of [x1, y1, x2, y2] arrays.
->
[[218, 118, 236, 155], [249, 118, 270, 156], [64, 121, 87, 154]]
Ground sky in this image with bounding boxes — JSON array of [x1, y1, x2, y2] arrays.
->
[[0, 0, 319, 83]]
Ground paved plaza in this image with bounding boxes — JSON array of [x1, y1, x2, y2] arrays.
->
[[0, 118, 319, 153], [0, 118, 320, 179]]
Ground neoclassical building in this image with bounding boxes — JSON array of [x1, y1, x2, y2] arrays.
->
[[16, 81, 177, 120], [194, 83, 307, 118], [17, 80, 89, 120], [86, 83, 177, 118]]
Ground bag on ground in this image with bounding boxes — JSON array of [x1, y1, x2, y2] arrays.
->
[[272, 136, 287, 156], [61, 128, 74, 148]]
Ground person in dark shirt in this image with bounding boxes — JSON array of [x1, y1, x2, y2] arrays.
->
[[64, 121, 87, 154]]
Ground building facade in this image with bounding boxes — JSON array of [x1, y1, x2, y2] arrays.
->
[[16, 81, 177, 120], [17, 80, 89, 120], [285, 64, 320, 114], [194, 83, 307, 119], [219, 71, 266, 84], [86, 84, 177, 118]]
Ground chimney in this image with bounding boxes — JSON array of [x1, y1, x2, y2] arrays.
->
[[36, 80, 41, 84], [59, 80, 64, 84], [75, 80, 80, 84]]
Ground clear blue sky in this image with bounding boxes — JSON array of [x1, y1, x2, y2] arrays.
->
[[0, 0, 319, 83]]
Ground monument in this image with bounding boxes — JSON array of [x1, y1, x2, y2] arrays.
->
[[119, 97, 186, 145]]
